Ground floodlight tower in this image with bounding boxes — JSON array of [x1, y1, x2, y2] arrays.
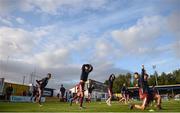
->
[[152, 65, 158, 86]]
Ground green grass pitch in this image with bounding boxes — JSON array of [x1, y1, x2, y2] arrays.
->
[[0, 100, 180, 112]]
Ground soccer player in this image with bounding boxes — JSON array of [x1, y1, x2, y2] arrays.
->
[[130, 65, 149, 110], [30, 85, 38, 102], [106, 74, 115, 106], [150, 85, 162, 109], [70, 64, 93, 109], [141, 70, 162, 110], [36, 73, 51, 106], [87, 84, 95, 103], [120, 83, 128, 104], [130, 65, 162, 110]]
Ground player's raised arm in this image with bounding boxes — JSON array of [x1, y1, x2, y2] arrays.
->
[[112, 74, 115, 81], [141, 65, 146, 80], [109, 74, 113, 81]]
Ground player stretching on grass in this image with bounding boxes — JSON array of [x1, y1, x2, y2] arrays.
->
[[130, 65, 162, 110], [129, 65, 148, 110], [119, 83, 129, 104], [36, 73, 51, 106], [70, 64, 93, 109], [106, 74, 115, 106]]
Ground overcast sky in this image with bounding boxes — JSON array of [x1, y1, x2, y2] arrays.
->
[[0, 0, 179, 89]]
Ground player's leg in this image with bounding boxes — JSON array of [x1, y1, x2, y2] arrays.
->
[[106, 90, 109, 104], [88, 93, 91, 103], [79, 82, 85, 108], [31, 93, 35, 102], [106, 88, 112, 106], [34, 91, 39, 103], [154, 94, 162, 109], [119, 97, 125, 103], [134, 97, 147, 110], [130, 93, 148, 110], [79, 91, 84, 108], [37, 88, 43, 106], [70, 93, 80, 106], [124, 93, 127, 104], [127, 94, 130, 102]]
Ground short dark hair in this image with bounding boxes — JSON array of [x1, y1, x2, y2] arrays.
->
[[134, 72, 139, 75], [145, 73, 149, 77]]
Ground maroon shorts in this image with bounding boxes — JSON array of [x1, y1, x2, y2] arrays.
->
[[139, 88, 148, 100]]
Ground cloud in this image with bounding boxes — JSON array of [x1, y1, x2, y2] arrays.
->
[[0, 27, 38, 58], [0, 0, 179, 89], [16, 17, 25, 24], [166, 11, 180, 58], [167, 11, 180, 34], [111, 13, 180, 59], [112, 16, 166, 54], [0, 55, 129, 89], [0, 17, 12, 26], [30, 0, 108, 15], [33, 48, 70, 68], [0, 0, 108, 15], [0, 59, 81, 89], [0, 25, 130, 89]]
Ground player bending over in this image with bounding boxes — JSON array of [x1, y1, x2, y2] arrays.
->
[[106, 74, 115, 106], [36, 73, 51, 106], [70, 64, 93, 109]]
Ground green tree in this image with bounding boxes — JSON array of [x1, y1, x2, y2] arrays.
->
[[104, 69, 180, 93], [148, 75, 156, 86]]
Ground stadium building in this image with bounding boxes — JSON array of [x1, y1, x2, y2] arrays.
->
[[0, 78, 54, 101], [128, 84, 180, 100], [69, 79, 108, 101]]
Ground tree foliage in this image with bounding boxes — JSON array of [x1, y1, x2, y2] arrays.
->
[[104, 69, 180, 93]]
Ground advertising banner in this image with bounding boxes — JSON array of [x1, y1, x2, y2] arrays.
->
[[0, 78, 4, 95], [10, 96, 46, 102]]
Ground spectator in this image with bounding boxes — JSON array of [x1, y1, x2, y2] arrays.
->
[[60, 84, 66, 101], [23, 91, 27, 96], [5, 84, 13, 101], [67, 91, 73, 102]]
